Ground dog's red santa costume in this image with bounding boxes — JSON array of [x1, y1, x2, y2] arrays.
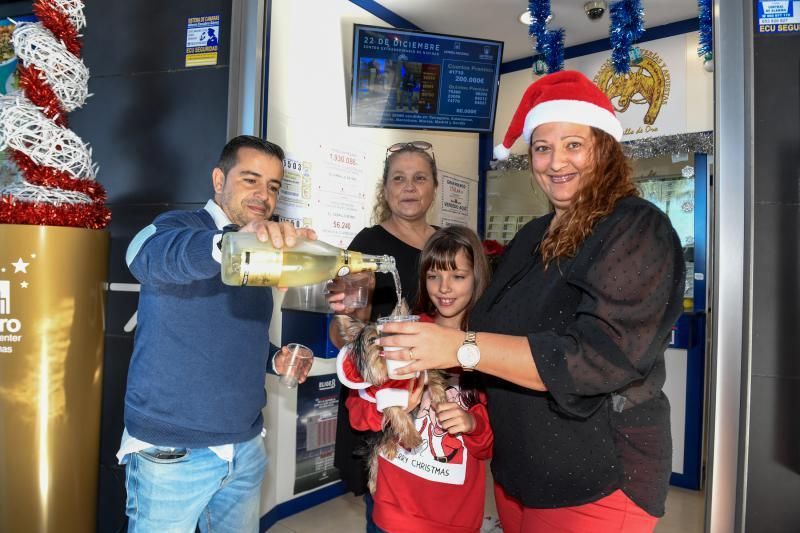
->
[[336, 344, 422, 412]]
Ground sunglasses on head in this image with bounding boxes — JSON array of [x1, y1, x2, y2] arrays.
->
[[385, 141, 436, 164]]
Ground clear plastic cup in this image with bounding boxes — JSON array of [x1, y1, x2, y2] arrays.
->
[[341, 274, 369, 309], [325, 274, 370, 310], [280, 343, 314, 388], [282, 281, 331, 313], [377, 315, 419, 380]]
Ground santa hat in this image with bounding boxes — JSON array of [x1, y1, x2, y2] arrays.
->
[[493, 70, 623, 160]]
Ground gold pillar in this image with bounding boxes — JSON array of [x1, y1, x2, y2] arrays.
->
[[0, 224, 109, 533]]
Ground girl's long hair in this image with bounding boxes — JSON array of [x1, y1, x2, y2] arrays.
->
[[538, 127, 639, 265], [414, 225, 490, 331], [372, 146, 438, 224], [413, 226, 490, 408]]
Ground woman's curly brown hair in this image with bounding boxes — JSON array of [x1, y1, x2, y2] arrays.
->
[[537, 127, 639, 265]]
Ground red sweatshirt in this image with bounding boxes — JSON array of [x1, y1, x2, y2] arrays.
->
[[346, 331, 493, 533]]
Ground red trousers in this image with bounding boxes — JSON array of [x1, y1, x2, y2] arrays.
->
[[494, 483, 658, 533]]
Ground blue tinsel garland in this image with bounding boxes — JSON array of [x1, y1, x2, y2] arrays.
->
[[697, 0, 712, 57], [528, 0, 550, 39], [609, 0, 645, 74], [539, 29, 565, 74], [527, 0, 564, 74]]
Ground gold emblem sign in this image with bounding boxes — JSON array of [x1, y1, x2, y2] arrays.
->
[[594, 49, 671, 128]]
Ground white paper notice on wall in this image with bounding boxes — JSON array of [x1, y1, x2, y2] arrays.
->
[[314, 145, 368, 248], [439, 171, 470, 227], [275, 147, 368, 248], [757, 1, 800, 33], [275, 153, 313, 229]]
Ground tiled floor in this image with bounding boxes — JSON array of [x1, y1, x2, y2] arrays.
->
[[656, 487, 706, 533], [268, 475, 705, 532], [267, 492, 365, 533]]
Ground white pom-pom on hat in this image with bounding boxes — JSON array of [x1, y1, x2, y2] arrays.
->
[[493, 143, 511, 161]]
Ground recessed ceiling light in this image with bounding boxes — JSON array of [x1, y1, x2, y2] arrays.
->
[[519, 10, 553, 25]]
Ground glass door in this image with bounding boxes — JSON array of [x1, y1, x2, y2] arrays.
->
[[634, 153, 709, 491]]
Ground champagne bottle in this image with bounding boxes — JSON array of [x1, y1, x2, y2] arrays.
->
[[220, 232, 396, 287]]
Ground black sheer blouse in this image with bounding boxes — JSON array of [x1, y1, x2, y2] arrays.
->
[[470, 197, 684, 517]]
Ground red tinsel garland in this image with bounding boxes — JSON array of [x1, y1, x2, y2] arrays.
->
[[0, 194, 111, 229], [10, 152, 106, 203], [17, 64, 67, 126], [2, 0, 111, 229], [32, 0, 82, 57]]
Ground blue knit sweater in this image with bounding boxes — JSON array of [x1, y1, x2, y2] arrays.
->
[[125, 206, 275, 447]]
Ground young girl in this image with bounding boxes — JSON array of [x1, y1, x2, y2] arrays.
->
[[344, 225, 494, 533]]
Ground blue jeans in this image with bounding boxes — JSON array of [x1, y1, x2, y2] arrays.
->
[[125, 434, 267, 533], [364, 492, 387, 533]]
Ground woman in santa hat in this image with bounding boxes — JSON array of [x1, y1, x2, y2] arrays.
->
[[378, 70, 685, 532]]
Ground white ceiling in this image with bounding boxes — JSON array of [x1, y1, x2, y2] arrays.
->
[[375, 0, 700, 62]]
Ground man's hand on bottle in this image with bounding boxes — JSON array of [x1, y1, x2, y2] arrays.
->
[[238, 220, 317, 248]]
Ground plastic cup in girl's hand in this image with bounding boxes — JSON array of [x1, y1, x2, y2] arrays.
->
[[377, 315, 419, 379]]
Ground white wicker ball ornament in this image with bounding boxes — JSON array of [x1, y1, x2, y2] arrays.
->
[[0, 95, 96, 180], [12, 22, 90, 111]]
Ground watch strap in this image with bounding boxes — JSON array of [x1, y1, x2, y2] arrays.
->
[[458, 331, 479, 371]]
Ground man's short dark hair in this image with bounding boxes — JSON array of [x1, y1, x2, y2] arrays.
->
[[217, 135, 285, 176]]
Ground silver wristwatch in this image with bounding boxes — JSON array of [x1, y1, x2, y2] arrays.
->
[[456, 331, 480, 371]]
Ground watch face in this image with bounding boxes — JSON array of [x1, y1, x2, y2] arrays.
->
[[457, 343, 481, 367]]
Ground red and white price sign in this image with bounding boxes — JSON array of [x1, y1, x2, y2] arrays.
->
[[315, 145, 368, 247], [332, 219, 352, 231], [328, 152, 358, 166]]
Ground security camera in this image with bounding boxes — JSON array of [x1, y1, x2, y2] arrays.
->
[[584, 0, 607, 20]]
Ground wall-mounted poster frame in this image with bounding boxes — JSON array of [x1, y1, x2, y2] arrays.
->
[[349, 24, 503, 133]]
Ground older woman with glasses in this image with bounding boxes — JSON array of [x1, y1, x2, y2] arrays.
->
[[328, 141, 439, 531]]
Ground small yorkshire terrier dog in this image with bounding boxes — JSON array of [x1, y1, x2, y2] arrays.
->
[[339, 313, 447, 494]]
